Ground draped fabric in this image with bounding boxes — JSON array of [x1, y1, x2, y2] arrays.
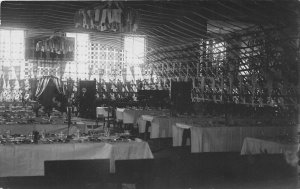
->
[[35, 75, 66, 112], [0, 141, 153, 177], [0, 124, 87, 136], [27, 78, 38, 100], [241, 137, 299, 167], [35, 76, 65, 98], [138, 115, 176, 139], [35, 76, 51, 98], [52, 77, 65, 95], [37, 79, 59, 112], [189, 126, 296, 153], [0, 75, 4, 92]]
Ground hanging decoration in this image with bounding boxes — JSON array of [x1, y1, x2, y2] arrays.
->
[[74, 2, 139, 33], [25, 32, 75, 61], [146, 26, 298, 109]]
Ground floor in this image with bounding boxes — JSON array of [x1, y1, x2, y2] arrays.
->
[[0, 138, 298, 189]]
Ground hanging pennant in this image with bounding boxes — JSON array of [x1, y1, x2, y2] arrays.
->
[[209, 77, 215, 92], [74, 2, 139, 33], [26, 35, 75, 61], [200, 76, 205, 91]]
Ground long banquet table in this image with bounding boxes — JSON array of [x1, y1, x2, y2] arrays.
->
[[96, 107, 110, 117], [138, 115, 203, 139], [116, 108, 169, 125], [173, 121, 296, 153], [0, 123, 87, 135], [0, 141, 153, 177], [240, 137, 299, 166], [138, 115, 172, 138], [115, 108, 125, 121]]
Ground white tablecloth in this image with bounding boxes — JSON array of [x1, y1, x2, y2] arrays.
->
[[121, 109, 169, 124], [122, 109, 144, 124], [0, 141, 153, 177], [138, 116, 203, 139], [115, 108, 125, 121], [241, 137, 298, 155], [172, 122, 296, 153], [172, 117, 214, 146], [138, 115, 172, 138], [141, 115, 155, 122], [96, 107, 109, 117], [176, 123, 193, 129], [240, 137, 299, 166], [0, 124, 87, 135]]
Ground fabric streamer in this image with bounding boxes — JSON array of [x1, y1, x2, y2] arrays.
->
[[82, 10, 89, 29]]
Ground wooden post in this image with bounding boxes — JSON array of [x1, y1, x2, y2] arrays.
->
[[296, 9, 300, 130]]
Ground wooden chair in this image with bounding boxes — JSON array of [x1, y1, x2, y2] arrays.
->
[[105, 107, 116, 128], [86, 119, 103, 134], [144, 121, 151, 141], [115, 158, 172, 189], [44, 159, 111, 181], [96, 107, 116, 129], [181, 128, 191, 146]]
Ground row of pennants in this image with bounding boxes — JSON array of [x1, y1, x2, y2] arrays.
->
[[97, 79, 167, 94], [74, 2, 139, 33], [156, 75, 274, 94], [158, 76, 296, 107]]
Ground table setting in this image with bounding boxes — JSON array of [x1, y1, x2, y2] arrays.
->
[[0, 127, 153, 177]]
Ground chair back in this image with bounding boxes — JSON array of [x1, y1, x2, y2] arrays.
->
[[44, 159, 110, 180], [115, 158, 172, 188]]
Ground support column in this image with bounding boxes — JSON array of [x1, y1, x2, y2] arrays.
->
[[296, 9, 300, 130], [283, 3, 300, 130]]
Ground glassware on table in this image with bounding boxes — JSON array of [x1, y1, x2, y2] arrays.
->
[[124, 130, 130, 135], [58, 131, 65, 139], [33, 130, 39, 143], [5, 130, 11, 138], [104, 127, 110, 137], [41, 130, 46, 139], [28, 132, 33, 142], [75, 129, 80, 139]]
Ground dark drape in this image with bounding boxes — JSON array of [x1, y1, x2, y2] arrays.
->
[[171, 81, 193, 114], [36, 75, 65, 98], [79, 80, 96, 118], [36, 75, 66, 113]]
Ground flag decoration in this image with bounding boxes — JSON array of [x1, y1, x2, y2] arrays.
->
[[26, 34, 75, 61], [74, 2, 139, 33]]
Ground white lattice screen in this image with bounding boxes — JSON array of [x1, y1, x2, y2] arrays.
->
[[24, 33, 127, 82], [88, 43, 125, 81], [0, 29, 26, 101], [0, 29, 25, 80], [0, 30, 147, 102]]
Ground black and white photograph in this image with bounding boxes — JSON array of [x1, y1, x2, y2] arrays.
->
[[0, 0, 299, 188]]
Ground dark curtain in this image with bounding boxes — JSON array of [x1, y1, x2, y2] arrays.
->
[[79, 80, 96, 118], [36, 76, 65, 98], [36, 76, 66, 113], [38, 79, 58, 111], [29, 78, 38, 100], [171, 81, 193, 114]]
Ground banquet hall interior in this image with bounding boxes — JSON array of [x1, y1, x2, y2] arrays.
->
[[0, 1, 299, 189]]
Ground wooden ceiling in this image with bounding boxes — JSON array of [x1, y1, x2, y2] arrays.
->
[[1, 1, 299, 49]]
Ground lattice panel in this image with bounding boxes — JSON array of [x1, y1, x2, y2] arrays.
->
[[24, 59, 67, 79], [88, 43, 124, 80], [24, 42, 125, 82], [146, 26, 298, 108]]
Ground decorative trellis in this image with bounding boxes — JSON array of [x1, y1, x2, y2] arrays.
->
[[24, 42, 125, 81], [146, 26, 299, 108], [88, 43, 125, 81]]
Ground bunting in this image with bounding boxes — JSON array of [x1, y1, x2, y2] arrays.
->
[[74, 2, 139, 33]]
